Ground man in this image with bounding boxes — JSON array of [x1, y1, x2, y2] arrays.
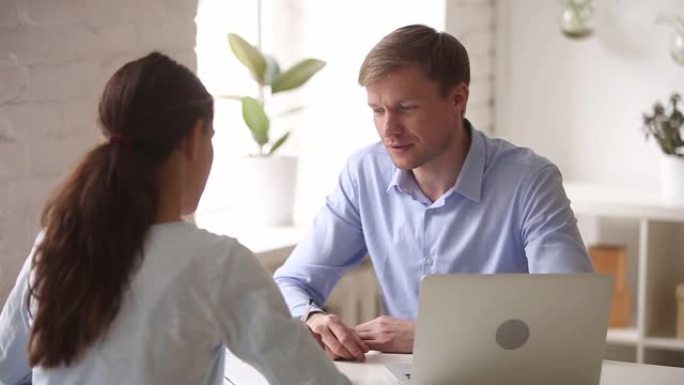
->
[[274, 24, 593, 361]]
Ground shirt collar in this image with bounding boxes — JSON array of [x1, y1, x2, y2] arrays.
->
[[386, 119, 486, 203], [387, 168, 402, 192], [388, 167, 432, 203], [453, 120, 485, 202]]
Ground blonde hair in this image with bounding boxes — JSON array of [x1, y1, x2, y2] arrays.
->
[[358, 24, 470, 96]]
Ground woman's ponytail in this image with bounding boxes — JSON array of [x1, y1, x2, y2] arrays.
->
[[27, 52, 213, 367]]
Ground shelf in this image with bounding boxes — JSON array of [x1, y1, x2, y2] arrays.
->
[[643, 337, 684, 352], [567, 183, 684, 367], [565, 183, 684, 222], [605, 329, 684, 352], [607, 327, 640, 345], [193, 209, 306, 254]]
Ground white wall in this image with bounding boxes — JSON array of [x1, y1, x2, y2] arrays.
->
[[495, 0, 684, 187], [0, 0, 199, 304], [447, 0, 496, 134]]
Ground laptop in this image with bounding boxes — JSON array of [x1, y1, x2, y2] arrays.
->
[[384, 274, 613, 385]]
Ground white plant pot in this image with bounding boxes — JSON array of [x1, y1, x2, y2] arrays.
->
[[231, 155, 298, 226], [660, 154, 684, 203]]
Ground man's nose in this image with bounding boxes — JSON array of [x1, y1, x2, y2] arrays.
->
[[381, 111, 402, 137]]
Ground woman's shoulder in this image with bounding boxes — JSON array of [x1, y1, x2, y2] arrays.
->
[[142, 222, 258, 293], [148, 221, 245, 258]]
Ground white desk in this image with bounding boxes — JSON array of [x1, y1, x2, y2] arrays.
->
[[224, 351, 684, 385]]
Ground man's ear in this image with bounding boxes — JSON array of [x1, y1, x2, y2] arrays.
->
[[450, 83, 469, 115], [183, 119, 205, 161]]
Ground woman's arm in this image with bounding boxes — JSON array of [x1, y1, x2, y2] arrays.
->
[[0, 256, 33, 385]]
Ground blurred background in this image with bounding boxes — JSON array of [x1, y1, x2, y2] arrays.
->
[[1, 0, 683, 365]]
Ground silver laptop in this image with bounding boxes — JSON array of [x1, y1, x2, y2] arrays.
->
[[385, 274, 613, 385]]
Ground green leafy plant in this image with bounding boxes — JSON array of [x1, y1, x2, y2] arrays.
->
[[643, 93, 684, 157], [226, 33, 326, 156]]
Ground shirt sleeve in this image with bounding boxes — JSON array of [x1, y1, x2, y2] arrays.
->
[[273, 162, 368, 317], [217, 241, 351, 385], [520, 165, 595, 273], [0, 256, 34, 385]]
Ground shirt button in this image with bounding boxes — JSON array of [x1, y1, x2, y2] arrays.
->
[[426, 257, 434, 266]]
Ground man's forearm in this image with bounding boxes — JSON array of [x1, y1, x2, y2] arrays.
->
[[274, 279, 325, 318]]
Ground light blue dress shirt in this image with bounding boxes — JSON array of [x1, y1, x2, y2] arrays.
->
[[274, 123, 594, 320]]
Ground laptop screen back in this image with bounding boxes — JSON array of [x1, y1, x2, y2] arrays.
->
[[410, 274, 613, 385]]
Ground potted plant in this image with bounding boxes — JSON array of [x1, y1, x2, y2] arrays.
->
[[225, 33, 326, 225], [642, 93, 684, 201]]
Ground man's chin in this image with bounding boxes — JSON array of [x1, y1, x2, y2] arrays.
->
[[389, 157, 417, 171]]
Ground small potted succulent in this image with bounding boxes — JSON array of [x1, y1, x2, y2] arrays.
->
[[642, 93, 684, 201]]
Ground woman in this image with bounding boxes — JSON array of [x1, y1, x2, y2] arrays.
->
[[0, 52, 350, 385]]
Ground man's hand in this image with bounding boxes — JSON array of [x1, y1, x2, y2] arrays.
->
[[354, 316, 415, 353], [306, 313, 369, 361], [308, 328, 324, 349]]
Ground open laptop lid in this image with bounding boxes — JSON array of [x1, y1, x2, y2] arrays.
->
[[409, 274, 613, 385]]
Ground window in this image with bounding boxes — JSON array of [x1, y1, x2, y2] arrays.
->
[[195, 0, 445, 225]]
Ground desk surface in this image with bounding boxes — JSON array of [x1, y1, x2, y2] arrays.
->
[[225, 351, 684, 385]]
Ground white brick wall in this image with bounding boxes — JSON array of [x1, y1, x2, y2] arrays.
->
[[0, 55, 30, 103], [0, 0, 19, 29], [446, 0, 495, 133], [0, 0, 199, 304]]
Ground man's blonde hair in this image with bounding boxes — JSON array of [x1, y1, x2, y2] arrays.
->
[[358, 24, 470, 96]]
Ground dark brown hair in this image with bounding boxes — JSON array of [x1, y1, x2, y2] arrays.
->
[[358, 24, 470, 96], [27, 52, 213, 367]]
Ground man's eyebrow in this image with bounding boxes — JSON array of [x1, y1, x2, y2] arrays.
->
[[368, 100, 416, 107]]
